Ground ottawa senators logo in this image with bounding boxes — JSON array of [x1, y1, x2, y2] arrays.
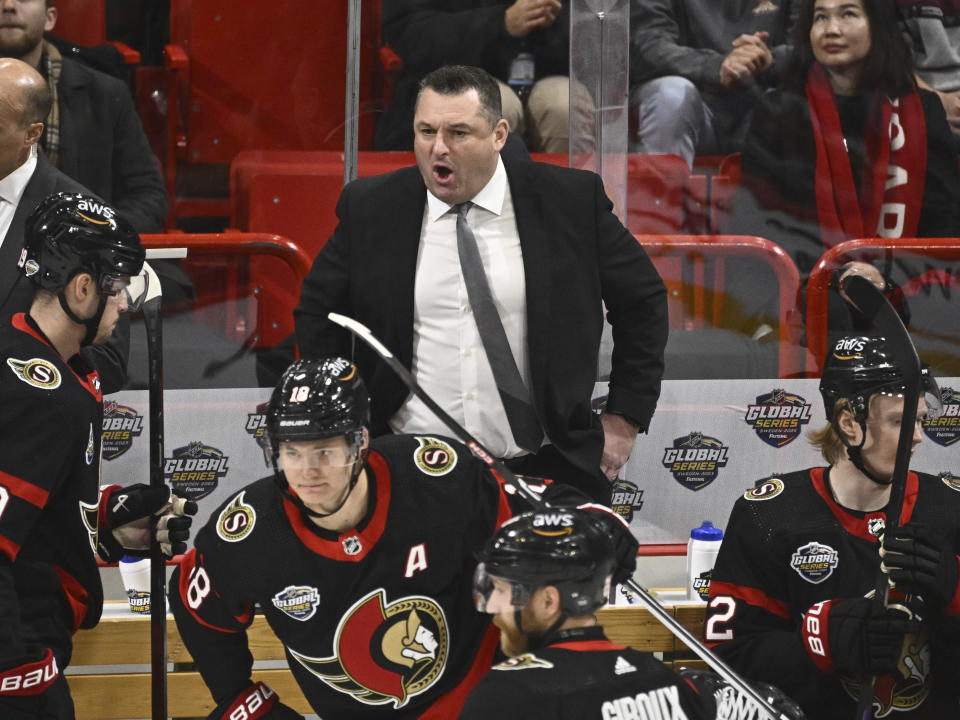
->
[[493, 653, 554, 671], [744, 477, 785, 501], [413, 437, 458, 477], [289, 589, 448, 709], [216, 492, 256, 542], [744, 389, 812, 448], [7, 357, 61, 389], [940, 471, 960, 493], [80, 499, 99, 555]]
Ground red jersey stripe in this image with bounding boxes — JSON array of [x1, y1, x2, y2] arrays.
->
[[550, 639, 627, 652], [0, 532, 20, 562], [419, 621, 501, 720], [52, 564, 89, 631], [0, 469, 50, 508], [710, 580, 790, 618]]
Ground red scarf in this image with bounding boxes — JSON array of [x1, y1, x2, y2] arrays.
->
[[805, 64, 927, 248]]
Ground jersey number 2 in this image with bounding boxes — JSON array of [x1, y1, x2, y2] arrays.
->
[[705, 596, 736, 641]]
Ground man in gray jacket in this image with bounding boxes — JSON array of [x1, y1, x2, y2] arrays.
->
[[629, 0, 797, 167]]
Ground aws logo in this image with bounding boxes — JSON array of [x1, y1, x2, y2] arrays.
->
[[102, 402, 144, 460], [413, 437, 458, 477], [290, 589, 448, 709], [75, 198, 116, 223], [531, 511, 575, 537], [744, 389, 812, 448], [832, 337, 867, 360]]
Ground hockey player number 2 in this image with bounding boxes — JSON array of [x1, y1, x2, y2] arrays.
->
[[186, 566, 211, 609], [705, 596, 736, 641]]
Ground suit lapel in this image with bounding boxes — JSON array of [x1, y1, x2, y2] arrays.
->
[[388, 167, 428, 369], [0, 156, 55, 310]]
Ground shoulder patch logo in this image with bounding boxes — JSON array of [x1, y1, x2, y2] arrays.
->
[[791, 541, 838, 584], [271, 585, 320, 621], [494, 652, 554, 671], [940, 471, 960, 493], [413, 437, 458, 477], [216, 491, 256, 542], [744, 477, 785, 501], [7, 357, 61, 389]]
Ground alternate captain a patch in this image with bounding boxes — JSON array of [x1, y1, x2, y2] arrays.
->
[[413, 437, 458, 477], [7, 357, 61, 389]]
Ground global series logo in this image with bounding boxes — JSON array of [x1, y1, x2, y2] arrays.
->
[[744, 389, 812, 448], [922, 387, 960, 447], [609, 479, 644, 522], [661, 432, 730, 491], [101, 401, 144, 460], [164, 441, 229, 500]]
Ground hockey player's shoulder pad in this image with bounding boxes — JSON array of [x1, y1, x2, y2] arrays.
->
[[197, 476, 277, 550], [372, 432, 474, 479]]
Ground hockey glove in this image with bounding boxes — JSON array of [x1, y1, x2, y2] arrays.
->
[[881, 523, 960, 612], [679, 669, 807, 720], [0, 648, 60, 696], [579, 504, 639, 585], [208, 682, 303, 720], [97, 484, 198, 562], [801, 597, 919, 676]]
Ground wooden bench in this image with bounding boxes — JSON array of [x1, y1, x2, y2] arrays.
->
[[68, 602, 707, 719]]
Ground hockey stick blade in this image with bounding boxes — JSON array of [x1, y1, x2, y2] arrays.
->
[[841, 276, 922, 720], [326, 312, 790, 720]]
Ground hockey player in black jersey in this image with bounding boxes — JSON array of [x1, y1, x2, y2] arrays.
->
[[172, 357, 555, 720], [462, 507, 806, 720], [0, 192, 195, 719], [706, 334, 960, 718]]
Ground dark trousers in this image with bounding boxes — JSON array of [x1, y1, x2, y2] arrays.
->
[[503, 444, 611, 504]]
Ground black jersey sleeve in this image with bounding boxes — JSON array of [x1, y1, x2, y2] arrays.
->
[[0, 386, 82, 664], [705, 497, 825, 705], [458, 672, 543, 719], [169, 544, 257, 703]]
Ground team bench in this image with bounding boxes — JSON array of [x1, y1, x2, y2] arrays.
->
[[67, 602, 708, 720]]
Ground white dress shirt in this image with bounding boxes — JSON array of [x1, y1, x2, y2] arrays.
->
[[0, 148, 37, 251], [390, 156, 537, 459]]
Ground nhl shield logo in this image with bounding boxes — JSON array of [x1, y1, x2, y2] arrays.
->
[[217, 492, 256, 542], [609, 479, 644, 522], [272, 585, 320, 622], [922, 387, 960, 447], [661, 432, 730, 491], [289, 589, 449, 709], [342, 535, 363, 556], [413, 437, 458, 477], [791, 542, 838, 584], [866, 514, 886, 538], [744, 389, 812, 448], [164, 441, 229, 500], [102, 402, 144, 461]]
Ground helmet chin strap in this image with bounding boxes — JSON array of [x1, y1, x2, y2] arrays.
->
[[837, 417, 891, 486], [57, 290, 107, 347]]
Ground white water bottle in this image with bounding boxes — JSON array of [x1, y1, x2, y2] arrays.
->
[[686, 521, 723, 601], [118, 555, 151, 614]]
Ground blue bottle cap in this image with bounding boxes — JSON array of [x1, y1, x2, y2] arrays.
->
[[690, 521, 724, 541]]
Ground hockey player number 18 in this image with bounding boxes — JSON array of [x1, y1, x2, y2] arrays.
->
[[705, 596, 736, 641], [187, 566, 212, 609], [290, 386, 309, 402]]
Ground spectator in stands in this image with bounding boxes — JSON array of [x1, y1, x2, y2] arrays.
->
[[0, 0, 167, 232], [297, 65, 668, 503], [728, 0, 960, 281], [899, 0, 960, 145], [0, 57, 130, 392], [629, 0, 798, 168], [377, 0, 590, 153]]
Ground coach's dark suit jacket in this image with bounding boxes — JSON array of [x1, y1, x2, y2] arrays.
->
[[0, 154, 129, 393], [295, 156, 668, 479]]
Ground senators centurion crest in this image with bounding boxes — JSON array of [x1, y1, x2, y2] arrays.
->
[[289, 589, 449, 709]]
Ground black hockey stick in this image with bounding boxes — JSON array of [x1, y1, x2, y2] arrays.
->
[[327, 312, 791, 720], [138, 261, 168, 720], [839, 276, 922, 720]]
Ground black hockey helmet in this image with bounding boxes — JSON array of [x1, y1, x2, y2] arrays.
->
[[474, 508, 615, 617], [266, 357, 370, 449], [819, 335, 940, 422], [20, 192, 144, 295]]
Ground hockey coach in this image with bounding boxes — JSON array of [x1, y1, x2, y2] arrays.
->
[[0, 192, 195, 719]]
